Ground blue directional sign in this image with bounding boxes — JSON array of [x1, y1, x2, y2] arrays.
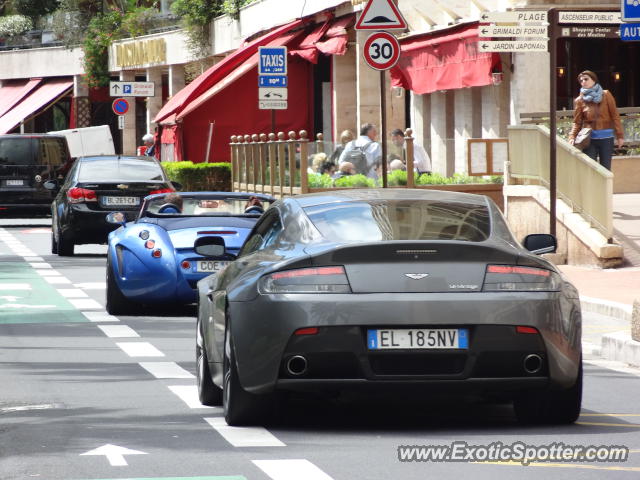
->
[[258, 46, 287, 75], [621, 22, 640, 41], [622, 0, 640, 22], [259, 75, 288, 87]]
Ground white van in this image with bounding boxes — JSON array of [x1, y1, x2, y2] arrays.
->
[[48, 125, 115, 158]]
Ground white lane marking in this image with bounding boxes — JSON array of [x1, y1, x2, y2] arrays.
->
[[80, 444, 147, 467], [68, 298, 103, 310], [98, 325, 140, 338], [252, 460, 334, 480], [29, 262, 52, 269], [23, 256, 45, 262], [75, 282, 107, 290], [116, 342, 165, 358], [586, 358, 640, 376], [0, 404, 61, 412], [44, 276, 71, 284], [0, 284, 31, 290], [138, 362, 194, 379], [56, 288, 89, 298], [82, 311, 119, 322], [36, 270, 63, 276], [168, 385, 219, 409], [205, 417, 286, 447]]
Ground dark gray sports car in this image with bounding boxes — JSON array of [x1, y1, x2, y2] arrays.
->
[[196, 189, 582, 426]]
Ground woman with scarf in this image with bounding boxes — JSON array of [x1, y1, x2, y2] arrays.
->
[[568, 70, 624, 171]]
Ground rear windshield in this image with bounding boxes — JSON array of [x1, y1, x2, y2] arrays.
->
[[78, 158, 164, 182], [0, 137, 68, 166], [304, 200, 490, 243]]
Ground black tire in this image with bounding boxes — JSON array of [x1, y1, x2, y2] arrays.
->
[[514, 358, 583, 425], [51, 232, 58, 255], [57, 232, 74, 256], [197, 319, 222, 406], [106, 257, 138, 315], [223, 328, 273, 426]]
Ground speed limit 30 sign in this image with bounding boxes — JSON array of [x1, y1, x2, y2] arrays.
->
[[363, 31, 401, 71]]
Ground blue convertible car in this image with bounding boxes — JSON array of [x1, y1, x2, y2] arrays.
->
[[105, 192, 274, 315]]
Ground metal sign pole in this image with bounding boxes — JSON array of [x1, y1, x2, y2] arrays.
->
[[549, 8, 557, 237], [380, 70, 388, 188]]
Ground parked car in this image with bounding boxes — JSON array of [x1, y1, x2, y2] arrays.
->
[[0, 134, 73, 211], [105, 192, 274, 315], [196, 189, 582, 426], [47, 155, 178, 256]]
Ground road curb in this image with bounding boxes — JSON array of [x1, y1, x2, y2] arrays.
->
[[601, 331, 640, 367], [580, 295, 633, 322]]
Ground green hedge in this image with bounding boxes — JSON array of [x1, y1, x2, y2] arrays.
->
[[308, 172, 503, 188], [161, 161, 231, 192]]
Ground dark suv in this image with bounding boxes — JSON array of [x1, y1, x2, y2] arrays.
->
[[0, 134, 73, 211]]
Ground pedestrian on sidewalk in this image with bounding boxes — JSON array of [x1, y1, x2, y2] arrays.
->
[[568, 70, 624, 171]]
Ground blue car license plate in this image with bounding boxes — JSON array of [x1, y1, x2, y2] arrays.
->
[[367, 328, 468, 350], [196, 260, 229, 273]]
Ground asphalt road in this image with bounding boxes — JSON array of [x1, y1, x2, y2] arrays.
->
[[1, 219, 640, 480]]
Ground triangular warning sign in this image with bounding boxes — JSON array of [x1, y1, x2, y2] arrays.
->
[[355, 0, 408, 30]]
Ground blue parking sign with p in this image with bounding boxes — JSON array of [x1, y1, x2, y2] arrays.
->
[[123, 85, 132, 94], [622, 0, 640, 21], [258, 46, 287, 75]]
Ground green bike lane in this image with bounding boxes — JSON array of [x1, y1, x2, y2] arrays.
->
[[0, 261, 89, 324]]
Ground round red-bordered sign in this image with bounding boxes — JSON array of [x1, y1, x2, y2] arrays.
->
[[363, 31, 401, 71], [112, 98, 129, 115]]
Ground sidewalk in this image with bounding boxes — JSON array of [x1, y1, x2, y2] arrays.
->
[[558, 193, 640, 365]]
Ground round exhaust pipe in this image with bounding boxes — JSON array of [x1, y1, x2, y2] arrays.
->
[[286, 355, 308, 376], [523, 354, 543, 374]]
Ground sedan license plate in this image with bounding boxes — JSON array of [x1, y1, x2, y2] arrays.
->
[[196, 260, 229, 273], [367, 328, 468, 350], [6, 179, 24, 186], [102, 196, 140, 207]]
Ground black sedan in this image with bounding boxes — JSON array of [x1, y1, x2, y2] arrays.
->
[[47, 155, 177, 256], [196, 189, 582, 426]]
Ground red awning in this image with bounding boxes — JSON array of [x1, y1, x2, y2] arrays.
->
[[390, 23, 500, 95], [0, 78, 73, 134], [176, 28, 305, 121], [0, 78, 43, 118], [155, 19, 306, 124], [290, 14, 354, 63]]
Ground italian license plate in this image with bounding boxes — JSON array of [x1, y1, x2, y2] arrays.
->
[[6, 179, 23, 186], [102, 196, 140, 206], [367, 328, 468, 350], [196, 260, 229, 273]]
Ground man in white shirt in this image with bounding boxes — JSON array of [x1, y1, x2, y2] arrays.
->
[[338, 123, 382, 178], [390, 128, 432, 174]]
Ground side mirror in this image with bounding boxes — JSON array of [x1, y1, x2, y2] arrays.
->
[[171, 181, 182, 191], [106, 211, 127, 227], [43, 180, 58, 190], [523, 234, 557, 255], [195, 236, 226, 257]]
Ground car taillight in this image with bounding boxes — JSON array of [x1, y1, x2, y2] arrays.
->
[[258, 266, 351, 294], [150, 187, 174, 195], [482, 265, 561, 292], [67, 187, 97, 203]]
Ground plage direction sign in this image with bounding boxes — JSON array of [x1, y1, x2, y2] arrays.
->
[[479, 25, 548, 37], [478, 40, 548, 52], [480, 10, 548, 24]]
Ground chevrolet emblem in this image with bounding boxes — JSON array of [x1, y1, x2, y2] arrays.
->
[[117, 184, 129, 189]]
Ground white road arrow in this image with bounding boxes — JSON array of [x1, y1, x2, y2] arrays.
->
[[80, 444, 147, 466]]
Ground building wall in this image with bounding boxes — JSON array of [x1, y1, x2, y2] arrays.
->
[[0, 46, 84, 80]]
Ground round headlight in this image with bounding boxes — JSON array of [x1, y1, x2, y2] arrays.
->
[[139, 230, 150, 240]]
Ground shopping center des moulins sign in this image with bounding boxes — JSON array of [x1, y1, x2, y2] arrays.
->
[[115, 38, 167, 68]]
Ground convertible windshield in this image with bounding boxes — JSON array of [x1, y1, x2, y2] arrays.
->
[[144, 196, 271, 216], [304, 200, 490, 243]]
